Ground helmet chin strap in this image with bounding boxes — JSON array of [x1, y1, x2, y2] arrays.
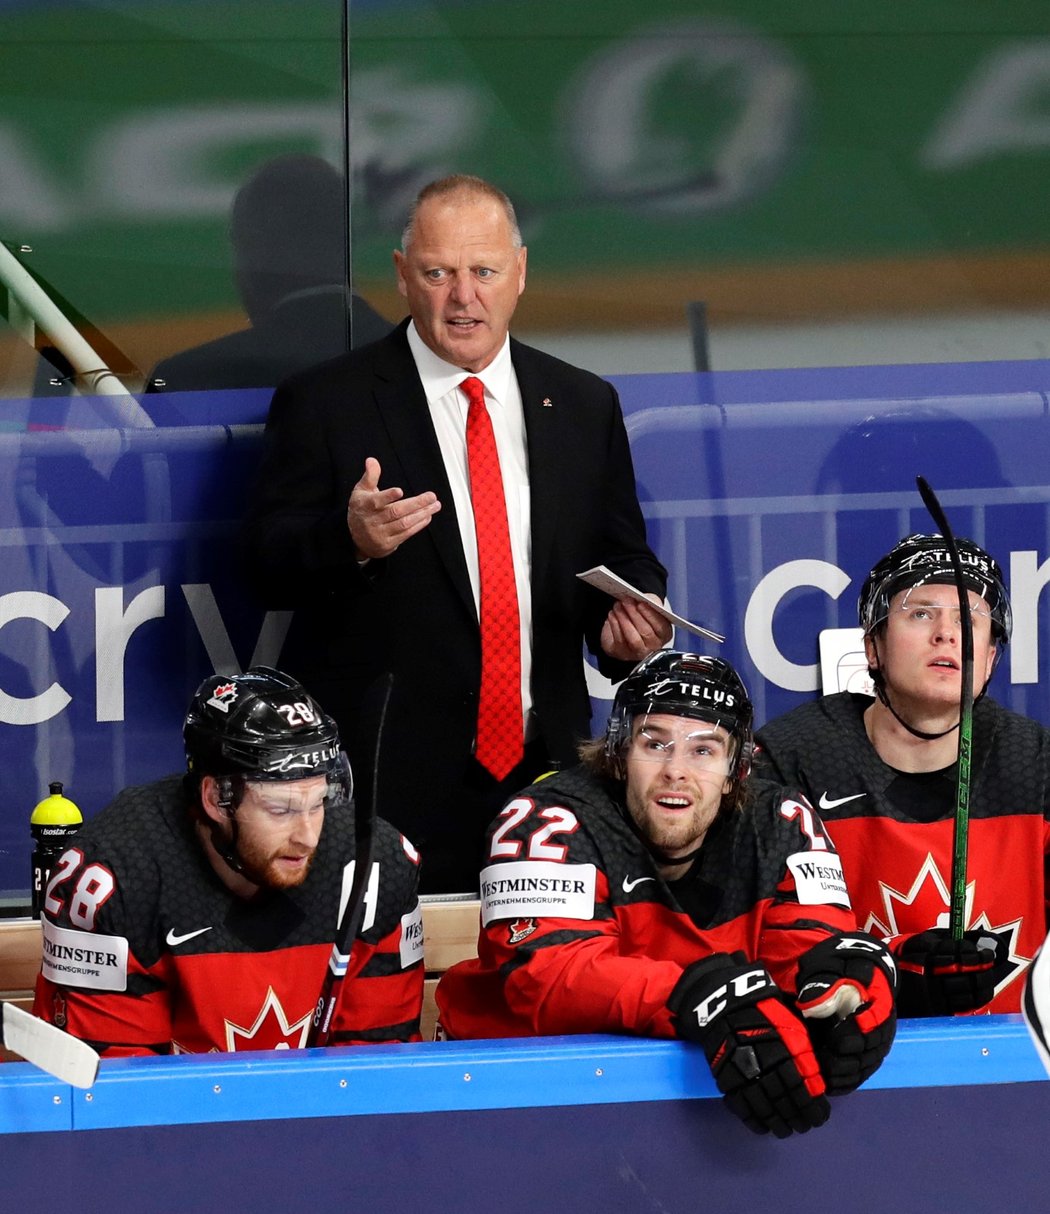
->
[[873, 678, 960, 742], [207, 815, 248, 875], [200, 776, 248, 875]]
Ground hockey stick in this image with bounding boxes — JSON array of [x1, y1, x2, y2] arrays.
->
[[307, 672, 392, 1047], [1023, 933, 1050, 1078], [1, 1002, 99, 1089], [915, 476, 973, 940]]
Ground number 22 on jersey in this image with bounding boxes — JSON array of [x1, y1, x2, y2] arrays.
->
[[489, 798, 580, 862]]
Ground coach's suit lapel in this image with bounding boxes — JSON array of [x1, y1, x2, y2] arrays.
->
[[371, 324, 476, 620], [513, 340, 565, 604]]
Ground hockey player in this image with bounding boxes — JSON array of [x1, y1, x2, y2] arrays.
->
[[33, 667, 424, 1055], [754, 533, 1050, 1016], [436, 652, 896, 1138]]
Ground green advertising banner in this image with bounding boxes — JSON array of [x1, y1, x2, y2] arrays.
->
[[1, 1, 1049, 359]]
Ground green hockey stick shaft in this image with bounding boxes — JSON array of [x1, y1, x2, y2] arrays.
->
[[915, 475, 973, 940]]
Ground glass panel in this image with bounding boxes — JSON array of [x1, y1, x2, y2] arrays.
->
[[348, 2, 1050, 373], [0, 0, 387, 399], [0, 0, 367, 905]]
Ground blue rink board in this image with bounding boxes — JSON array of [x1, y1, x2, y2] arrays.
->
[[0, 1018, 1047, 1214], [4, 357, 1050, 895]]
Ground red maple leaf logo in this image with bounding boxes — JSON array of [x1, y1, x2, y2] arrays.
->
[[867, 852, 1029, 1000], [225, 988, 311, 1051], [507, 918, 537, 945]]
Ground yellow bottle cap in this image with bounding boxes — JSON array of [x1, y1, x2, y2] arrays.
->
[[30, 781, 83, 826]]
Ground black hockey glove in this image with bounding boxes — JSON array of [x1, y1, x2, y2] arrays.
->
[[668, 952, 830, 1138], [891, 928, 1001, 1016], [795, 932, 897, 1094]]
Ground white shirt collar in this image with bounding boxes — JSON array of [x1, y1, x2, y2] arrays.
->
[[406, 321, 514, 406]]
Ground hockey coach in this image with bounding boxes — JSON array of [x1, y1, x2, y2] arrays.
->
[[437, 651, 896, 1138], [33, 667, 424, 1055]]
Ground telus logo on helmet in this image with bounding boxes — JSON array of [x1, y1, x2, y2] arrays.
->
[[647, 678, 737, 709], [266, 745, 340, 773], [901, 548, 995, 578]]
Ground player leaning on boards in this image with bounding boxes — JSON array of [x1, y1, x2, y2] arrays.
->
[[437, 652, 896, 1138], [754, 533, 1050, 1015], [33, 668, 424, 1055]]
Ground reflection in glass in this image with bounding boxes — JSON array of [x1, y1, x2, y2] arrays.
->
[[147, 155, 392, 393]]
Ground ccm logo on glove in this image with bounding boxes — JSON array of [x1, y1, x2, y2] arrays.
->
[[691, 967, 775, 1026], [834, 934, 898, 973]]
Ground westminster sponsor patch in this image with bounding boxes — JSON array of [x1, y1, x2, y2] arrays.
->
[[480, 860, 596, 926], [41, 917, 129, 991], [787, 851, 851, 908], [399, 903, 424, 968]]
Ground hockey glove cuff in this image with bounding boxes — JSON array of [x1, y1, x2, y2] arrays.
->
[[892, 928, 1001, 1016], [796, 932, 897, 1094], [669, 952, 830, 1138]]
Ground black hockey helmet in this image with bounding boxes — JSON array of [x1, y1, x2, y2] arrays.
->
[[184, 667, 349, 792], [605, 651, 753, 779], [858, 533, 1011, 643]]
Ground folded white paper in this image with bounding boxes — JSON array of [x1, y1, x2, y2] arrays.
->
[[577, 565, 724, 644]]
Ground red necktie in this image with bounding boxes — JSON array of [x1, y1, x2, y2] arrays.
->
[[461, 376, 523, 780]]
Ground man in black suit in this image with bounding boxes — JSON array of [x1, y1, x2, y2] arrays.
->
[[245, 174, 669, 891]]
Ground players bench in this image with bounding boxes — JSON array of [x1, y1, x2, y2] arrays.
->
[[0, 894, 480, 1060]]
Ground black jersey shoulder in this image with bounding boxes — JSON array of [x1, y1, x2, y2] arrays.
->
[[969, 698, 1050, 819], [756, 693, 1050, 823], [756, 692, 867, 760], [689, 777, 828, 925]]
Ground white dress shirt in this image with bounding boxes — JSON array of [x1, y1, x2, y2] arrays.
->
[[406, 322, 534, 731]]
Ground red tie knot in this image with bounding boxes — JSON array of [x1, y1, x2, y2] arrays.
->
[[461, 376, 486, 410]]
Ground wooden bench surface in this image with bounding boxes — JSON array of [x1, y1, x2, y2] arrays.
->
[[0, 919, 42, 998], [420, 895, 480, 971], [420, 896, 480, 1040]]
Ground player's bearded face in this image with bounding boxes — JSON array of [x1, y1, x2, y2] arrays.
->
[[623, 714, 733, 861], [232, 777, 327, 889]]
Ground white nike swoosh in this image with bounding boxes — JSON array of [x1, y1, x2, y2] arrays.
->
[[166, 926, 213, 947], [818, 792, 867, 810], [622, 875, 655, 893]]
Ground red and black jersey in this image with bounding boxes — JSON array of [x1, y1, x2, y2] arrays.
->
[[754, 692, 1050, 1013], [435, 764, 857, 1041], [32, 776, 424, 1055]]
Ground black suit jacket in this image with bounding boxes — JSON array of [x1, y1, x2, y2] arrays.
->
[[244, 320, 666, 852]]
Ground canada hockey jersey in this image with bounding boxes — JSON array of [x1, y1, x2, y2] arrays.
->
[[436, 764, 857, 1040], [755, 692, 1050, 1012], [33, 775, 424, 1055]]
